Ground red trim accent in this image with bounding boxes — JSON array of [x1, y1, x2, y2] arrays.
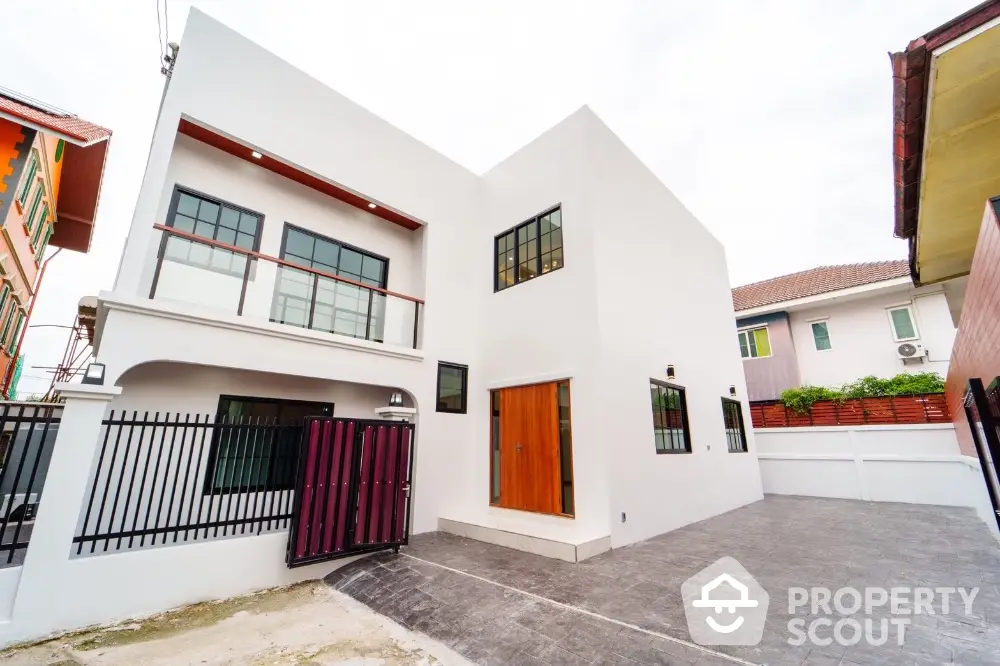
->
[[177, 119, 422, 231], [924, 0, 1000, 50]]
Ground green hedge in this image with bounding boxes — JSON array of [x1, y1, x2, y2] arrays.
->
[[779, 372, 945, 414]]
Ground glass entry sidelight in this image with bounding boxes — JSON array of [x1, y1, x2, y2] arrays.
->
[[490, 380, 574, 516]]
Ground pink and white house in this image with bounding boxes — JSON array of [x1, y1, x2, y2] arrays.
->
[[732, 261, 957, 401]]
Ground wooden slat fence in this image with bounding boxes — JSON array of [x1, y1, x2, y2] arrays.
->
[[749, 394, 950, 428]]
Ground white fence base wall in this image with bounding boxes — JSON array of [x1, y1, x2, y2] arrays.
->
[[0, 386, 375, 649], [755, 424, 998, 535], [0, 569, 21, 622], [0, 533, 363, 647]]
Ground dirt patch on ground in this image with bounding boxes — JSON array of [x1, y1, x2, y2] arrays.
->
[[0, 582, 468, 665]]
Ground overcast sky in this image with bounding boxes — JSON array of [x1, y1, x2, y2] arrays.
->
[[0, 0, 979, 397]]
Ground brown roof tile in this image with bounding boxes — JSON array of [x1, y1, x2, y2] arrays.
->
[[732, 261, 910, 312], [0, 92, 110, 145]]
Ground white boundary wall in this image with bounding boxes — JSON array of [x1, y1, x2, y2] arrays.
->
[[0, 387, 366, 648], [756, 424, 998, 534]]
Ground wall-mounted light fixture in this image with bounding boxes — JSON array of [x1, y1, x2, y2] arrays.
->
[[666, 365, 675, 380], [251, 151, 263, 159], [729, 385, 737, 396], [368, 203, 377, 209], [388, 391, 404, 407], [82, 362, 106, 386]]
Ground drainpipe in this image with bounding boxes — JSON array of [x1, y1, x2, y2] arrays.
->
[[1, 248, 62, 398]]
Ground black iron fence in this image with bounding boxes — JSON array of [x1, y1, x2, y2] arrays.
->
[[74, 412, 304, 555], [0, 403, 61, 567]]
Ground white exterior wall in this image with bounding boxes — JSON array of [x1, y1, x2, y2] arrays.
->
[[451, 109, 609, 546], [101, 8, 483, 544], [143, 136, 423, 345], [584, 116, 763, 546], [788, 287, 955, 388], [110, 362, 413, 418], [755, 425, 997, 534]]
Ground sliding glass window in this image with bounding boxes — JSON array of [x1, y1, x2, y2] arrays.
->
[[272, 225, 388, 341]]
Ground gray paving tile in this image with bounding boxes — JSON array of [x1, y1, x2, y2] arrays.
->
[[326, 496, 1000, 666]]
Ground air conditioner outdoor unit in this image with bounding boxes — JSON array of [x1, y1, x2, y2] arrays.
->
[[897, 342, 926, 361]]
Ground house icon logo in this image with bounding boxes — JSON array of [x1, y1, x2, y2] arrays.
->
[[682, 557, 769, 645]]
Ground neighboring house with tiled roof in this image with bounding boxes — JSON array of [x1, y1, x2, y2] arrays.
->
[[732, 261, 956, 400], [0, 87, 111, 398]]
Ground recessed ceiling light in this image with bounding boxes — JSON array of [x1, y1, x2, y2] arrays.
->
[[368, 203, 377, 209], [251, 151, 262, 159]]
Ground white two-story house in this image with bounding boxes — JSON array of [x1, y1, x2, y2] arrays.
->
[[94, 8, 763, 562]]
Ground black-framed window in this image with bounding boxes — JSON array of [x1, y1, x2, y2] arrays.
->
[[722, 398, 748, 453], [436, 362, 468, 413], [164, 187, 263, 276], [495, 206, 563, 291], [650, 381, 691, 454], [205, 396, 333, 494], [271, 225, 389, 341]]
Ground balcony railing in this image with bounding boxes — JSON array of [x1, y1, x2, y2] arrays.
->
[[149, 224, 422, 350]]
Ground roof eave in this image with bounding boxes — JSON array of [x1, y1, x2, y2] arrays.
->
[[889, 0, 1000, 284], [733, 276, 916, 317], [51, 139, 111, 254], [0, 109, 110, 147]]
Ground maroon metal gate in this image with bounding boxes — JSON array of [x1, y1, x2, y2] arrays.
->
[[286, 417, 414, 568]]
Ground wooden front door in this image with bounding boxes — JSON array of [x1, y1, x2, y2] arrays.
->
[[496, 382, 562, 514]]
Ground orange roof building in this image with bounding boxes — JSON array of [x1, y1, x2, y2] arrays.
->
[[0, 87, 111, 397]]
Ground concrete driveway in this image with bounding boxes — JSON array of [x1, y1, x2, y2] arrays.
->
[[327, 496, 1000, 666]]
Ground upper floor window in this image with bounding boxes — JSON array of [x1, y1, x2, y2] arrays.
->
[[738, 326, 771, 359], [887, 305, 918, 341], [163, 188, 263, 278], [649, 380, 691, 454], [36, 225, 53, 262], [169, 188, 261, 251], [0, 301, 18, 349], [495, 206, 563, 291], [24, 184, 44, 233], [811, 320, 832, 351], [6, 312, 24, 354], [272, 225, 388, 340], [30, 204, 48, 253], [0, 284, 11, 324], [16, 153, 39, 207]]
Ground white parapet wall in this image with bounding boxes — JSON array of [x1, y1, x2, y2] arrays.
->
[[755, 424, 998, 534]]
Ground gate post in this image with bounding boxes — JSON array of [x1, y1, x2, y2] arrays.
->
[[965, 378, 1000, 533], [7, 383, 120, 637]]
